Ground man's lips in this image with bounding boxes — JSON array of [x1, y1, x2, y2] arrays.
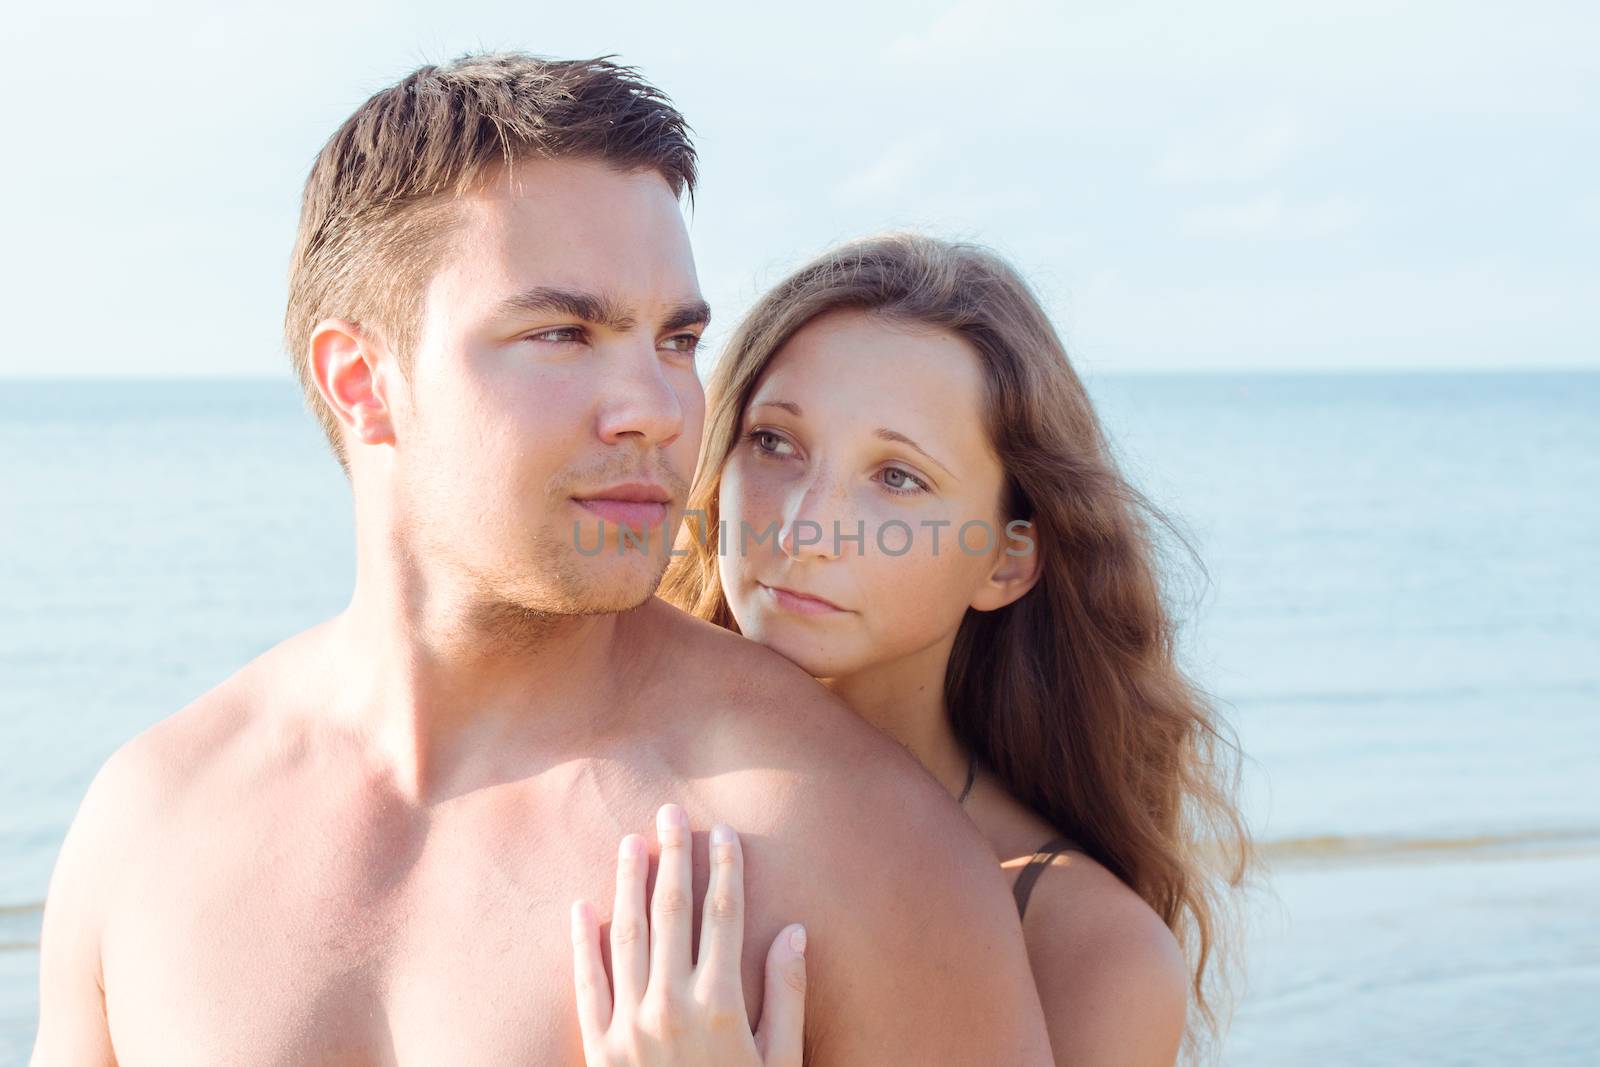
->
[[572, 498, 669, 533], [571, 481, 673, 535], [572, 481, 672, 504]]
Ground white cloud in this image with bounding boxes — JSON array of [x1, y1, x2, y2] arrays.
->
[[1577, 193, 1600, 229], [1154, 112, 1317, 186], [882, 1, 1596, 119], [883, 0, 1060, 65], [832, 133, 943, 206], [1069, 260, 1600, 371], [1180, 191, 1366, 240]]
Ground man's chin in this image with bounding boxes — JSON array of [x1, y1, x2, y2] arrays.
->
[[562, 553, 670, 615], [568, 584, 659, 617]]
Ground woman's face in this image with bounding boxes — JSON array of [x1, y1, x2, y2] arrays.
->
[[717, 307, 1037, 679]]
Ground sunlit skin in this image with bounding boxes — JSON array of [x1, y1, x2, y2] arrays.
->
[[29, 160, 1057, 1066], [714, 308, 1192, 1067]]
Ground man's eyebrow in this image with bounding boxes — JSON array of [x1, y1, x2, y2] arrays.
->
[[749, 400, 955, 478], [661, 300, 712, 333], [491, 286, 711, 334], [493, 287, 633, 330]]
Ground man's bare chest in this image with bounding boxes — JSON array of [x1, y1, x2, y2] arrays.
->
[[95, 779, 776, 1064]]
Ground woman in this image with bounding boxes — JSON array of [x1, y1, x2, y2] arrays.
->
[[571, 233, 1252, 1065]]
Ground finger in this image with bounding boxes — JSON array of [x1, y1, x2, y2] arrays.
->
[[754, 924, 807, 1067], [570, 899, 613, 1044], [694, 822, 746, 1008], [647, 802, 694, 992], [609, 833, 650, 1010]]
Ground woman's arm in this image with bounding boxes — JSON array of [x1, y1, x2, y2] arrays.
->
[[1024, 858, 1189, 1067]]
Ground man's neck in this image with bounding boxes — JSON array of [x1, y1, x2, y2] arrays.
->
[[320, 558, 637, 806]]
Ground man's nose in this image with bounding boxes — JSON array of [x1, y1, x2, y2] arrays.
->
[[594, 341, 685, 449]]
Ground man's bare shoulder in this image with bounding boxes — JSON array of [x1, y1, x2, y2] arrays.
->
[[640, 597, 895, 763], [83, 623, 328, 830], [40, 625, 317, 971], [640, 598, 1001, 879], [638, 597, 826, 695]]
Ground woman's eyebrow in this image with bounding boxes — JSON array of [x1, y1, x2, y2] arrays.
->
[[874, 427, 953, 478], [750, 399, 803, 417], [749, 400, 953, 478]]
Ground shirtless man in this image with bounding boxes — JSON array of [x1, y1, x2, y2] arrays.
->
[[29, 52, 1053, 1065]]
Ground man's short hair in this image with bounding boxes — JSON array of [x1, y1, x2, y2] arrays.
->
[[283, 51, 698, 473]]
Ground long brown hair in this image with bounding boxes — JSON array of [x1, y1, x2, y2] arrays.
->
[[661, 232, 1253, 1057]]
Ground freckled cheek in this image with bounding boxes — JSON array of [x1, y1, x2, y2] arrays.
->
[[720, 456, 790, 533], [847, 537, 974, 638], [714, 461, 757, 592]]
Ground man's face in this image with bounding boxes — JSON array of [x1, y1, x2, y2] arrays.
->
[[390, 157, 707, 617]]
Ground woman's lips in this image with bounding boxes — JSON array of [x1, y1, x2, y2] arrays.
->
[[759, 582, 847, 616]]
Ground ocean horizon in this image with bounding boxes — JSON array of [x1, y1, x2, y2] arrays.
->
[[3, 370, 1597, 1063]]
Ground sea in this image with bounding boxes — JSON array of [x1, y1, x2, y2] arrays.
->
[[2, 371, 1596, 1064]]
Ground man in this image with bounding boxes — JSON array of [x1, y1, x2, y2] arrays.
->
[[31, 52, 1052, 1064]]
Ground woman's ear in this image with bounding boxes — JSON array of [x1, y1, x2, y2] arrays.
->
[[969, 519, 1045, 612]]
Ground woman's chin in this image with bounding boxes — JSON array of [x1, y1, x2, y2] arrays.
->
[[740, 618, 858, 680]]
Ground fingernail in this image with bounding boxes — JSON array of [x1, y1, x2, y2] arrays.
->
[[711, 823, 735, 846], [620, 834, 641, 860], [789, 925, 806, 955], [657, 804, 687, 830]]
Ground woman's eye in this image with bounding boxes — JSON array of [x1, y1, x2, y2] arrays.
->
[[745, 429, 795, 457], [879, 466, 930, 495]]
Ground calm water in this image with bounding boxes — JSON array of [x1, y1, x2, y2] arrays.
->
[[2, 372, 1597, 1063]]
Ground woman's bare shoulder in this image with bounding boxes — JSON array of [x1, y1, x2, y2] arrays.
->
[[1019, 848, 1189, 1066]]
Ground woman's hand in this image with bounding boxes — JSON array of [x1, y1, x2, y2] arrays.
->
[[570, 803, 808, 1066]]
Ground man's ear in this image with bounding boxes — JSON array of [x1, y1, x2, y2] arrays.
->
[[309, 318, 397, 449], [969, 520, 1045, 612]]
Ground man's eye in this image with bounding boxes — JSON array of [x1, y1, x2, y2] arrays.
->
[[662, 333, 703, 355], [528, 327, 585, 344]]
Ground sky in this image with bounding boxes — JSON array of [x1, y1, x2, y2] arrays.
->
[[3, 0, 1596, 378]]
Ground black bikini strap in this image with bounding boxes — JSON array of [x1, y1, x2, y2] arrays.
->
[[1013, 835, 1077, 920]]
